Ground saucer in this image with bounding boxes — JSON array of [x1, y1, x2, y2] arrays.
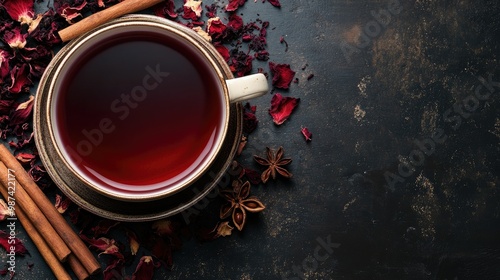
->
[[34, 16, 243, 222]]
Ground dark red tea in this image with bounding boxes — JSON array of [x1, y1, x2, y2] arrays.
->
[[55, 31, 224, 192]]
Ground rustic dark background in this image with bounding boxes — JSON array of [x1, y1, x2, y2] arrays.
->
[[2, 0, 500, 279]]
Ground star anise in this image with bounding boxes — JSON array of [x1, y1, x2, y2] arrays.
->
[[253, 146, 292, 183], [220, 180, 265, 231]]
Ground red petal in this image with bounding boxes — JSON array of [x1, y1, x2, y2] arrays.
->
[[90, 219, 120, 237], [153, 0, 177, 19], [301, 127, 313, 141], [269, 93, 300, 125], [207, 17, 227, 40], [225, 0, 247, 12], [269, 62, 295, 89], [214, 43, 230, 61], [103, 259, 125, 280], [9, 95, 33, 125], [8, 64, 32, 94], [80, 235, 124, 259], [0, 49, 12, 80], [56, 0, 87, 23], [150, 238, 173, 269], [54, 194, 72, 214], [10, 95, 34, 125], [132, 256, 160, 280], [0, 200, 12, 221], [243, 103, 258, 134], [15, 152, 36, 164], [228, 14, 243, 32], [2, 0, 34, 24], [0, 230, 29, 256], [28, 10, 62, 46], [3, 27, 27, 49], [268, 0, 281, 7]]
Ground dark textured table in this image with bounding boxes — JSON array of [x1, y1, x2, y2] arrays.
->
[[2, 0, 500, 279]]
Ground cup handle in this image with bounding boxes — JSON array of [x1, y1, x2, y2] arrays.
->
[[226, 73, 268, 103]]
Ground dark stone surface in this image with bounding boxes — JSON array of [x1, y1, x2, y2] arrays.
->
[[3, 0, 500, 279]]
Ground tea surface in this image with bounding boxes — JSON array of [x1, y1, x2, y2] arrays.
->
[[56, 32, 223, 192]]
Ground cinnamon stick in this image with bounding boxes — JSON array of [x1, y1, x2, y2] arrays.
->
[[67, 254, 90, 280], [0, 161, 71, 263], [58, 0, 165, 42], [0, 145, 101, 275], [0, 184, 72, 280]]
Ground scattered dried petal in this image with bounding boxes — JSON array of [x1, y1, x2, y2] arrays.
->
[[8, 64, 32, 94], [152, 219, 175, 236], [103, 258, 125, 280], [216, 221, 234, 237], [10, 95, 34, 125], [207, 17, 227, 40], [56, 0, 87, 23], [90, 219, 120, 237], [3, 27, 27, 49], [269, 62, 295, 89], [80, 235, 124, 259], [0, 49, 12, 80], [0, 199, 12, 221], [182, 0, 202, 20], [2, 0, 35, 25], [268, 0, 281, 8], [132, 256, 160, 280], [54, 194, 72, 214], [213, 42, 229, 61], [301, 127, 312, 141], [227, 14, 243, 32], [192, 26, 211, 42], [126, 230, 140, 255], [153, 0, 177, 19], [229, 50, 253, 77], [269, 93, 300, 125], [0, 230, 29, 256], [226, 0, 247, 12]]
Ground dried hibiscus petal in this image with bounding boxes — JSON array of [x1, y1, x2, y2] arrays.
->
[[15, 152, 36, 164], [80, 235, 124, 259], [301, 127, 312, 141], [0, 49, 12, 80], [269, 93, 300, 125], [0, 199, 12, 221], [243, 102, 258, 134], [56, 0, 88, 23], [91, 219, 120, 237], [126, 229, 140, 255], [103, 258, 125, 280], [3, 27, 28, 49], [9, 95, 34, 125], [227, 14, 243, 32], [229, 50, 253, 77], [29, 10, 63, 46], [153, 0, 177, 19], [268, 0, 281, 8], [54, 194, 72, 214], [2, 0, 35, 25], [226, 0, 247, 12], [0, 230, 29, 256], [182, 0, 202, 20], [207, 17, 227, 40], [132, 256, 160, 280], [8, 64, 32, 94], [269, 62, 295, 89], [213, 42, 229, 62]]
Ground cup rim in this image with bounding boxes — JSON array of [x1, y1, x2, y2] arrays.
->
[[42, 15, 231, 201]]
